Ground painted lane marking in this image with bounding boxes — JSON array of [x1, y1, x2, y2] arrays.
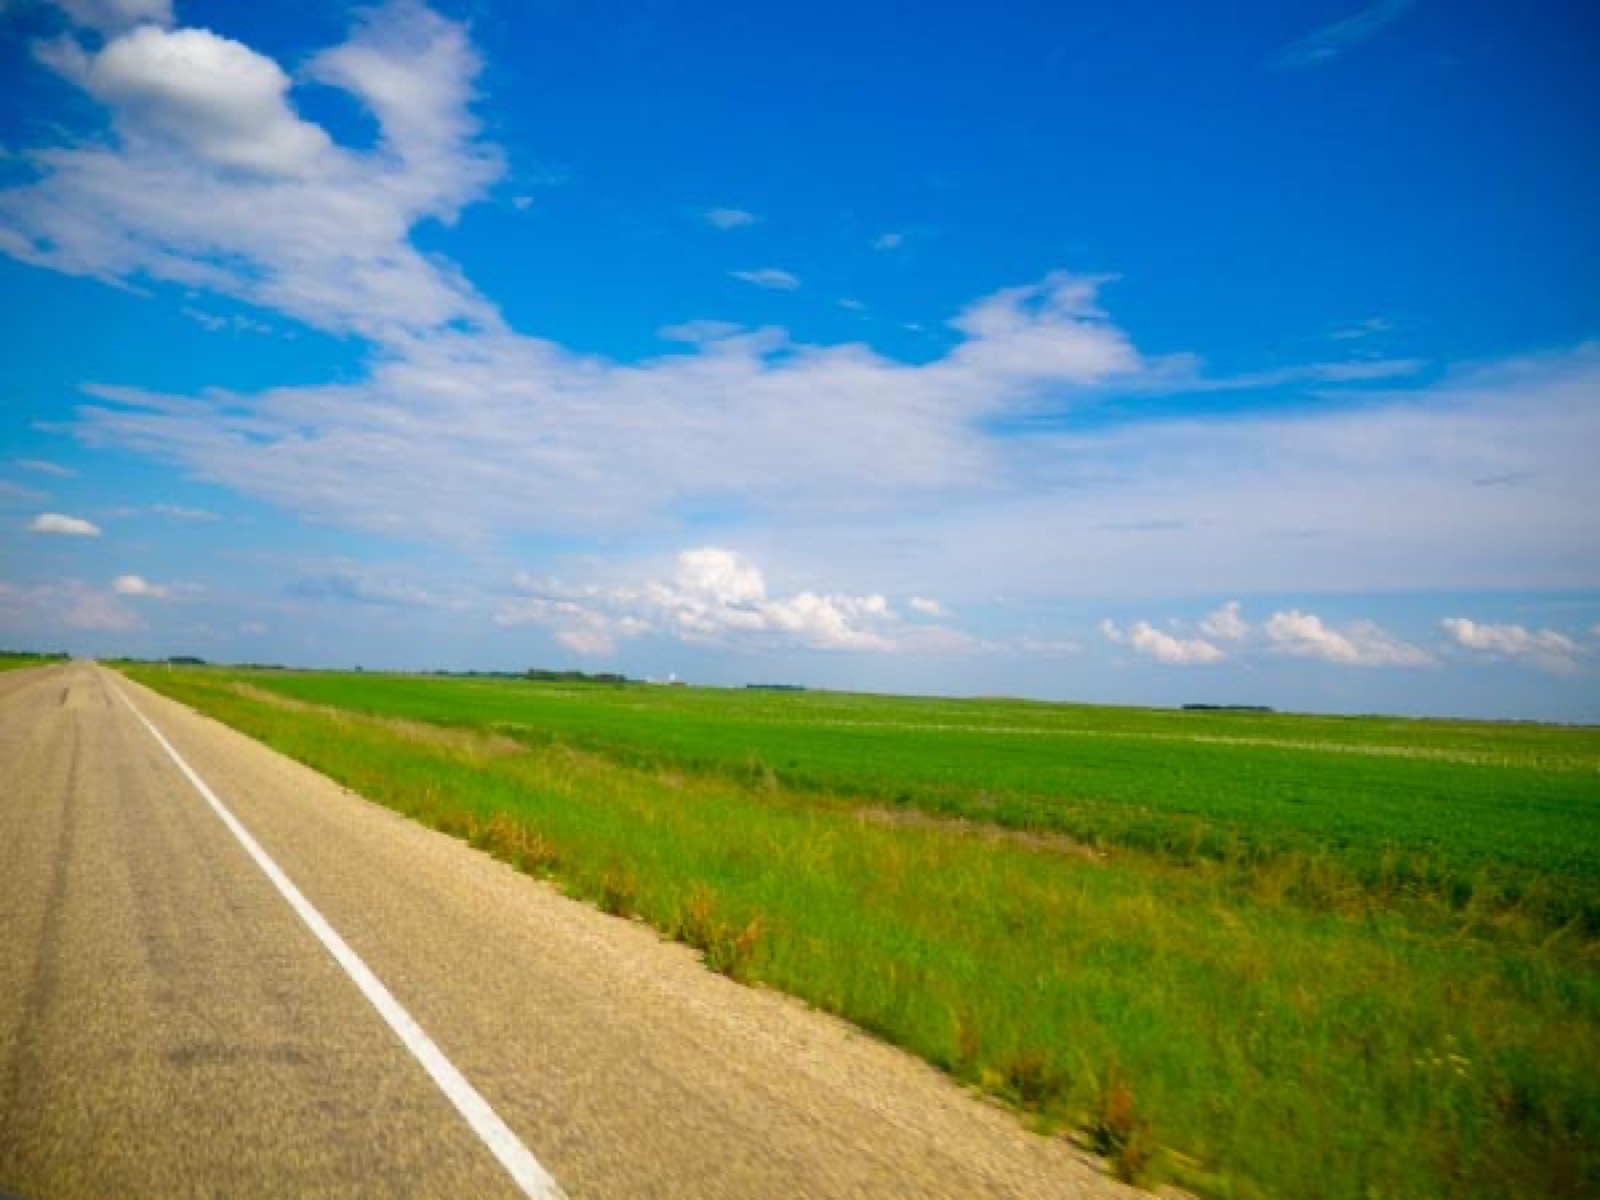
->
[[114, 681, 565, 1200]]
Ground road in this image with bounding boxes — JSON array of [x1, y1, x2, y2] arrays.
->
[[0, 662, 1137, 1198]]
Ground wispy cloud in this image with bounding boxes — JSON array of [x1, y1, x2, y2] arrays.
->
[[729, 267, 800, 290], [287, 566, 461, 611], [703, 207, 758, 229], [15, 459, 78, 477], [1272, 0, 1419, 71], [1331, 317, 1393, 341], [871, 232, 905, 251]]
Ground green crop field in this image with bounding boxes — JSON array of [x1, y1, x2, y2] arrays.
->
[[120, 664, 1600, 1200]]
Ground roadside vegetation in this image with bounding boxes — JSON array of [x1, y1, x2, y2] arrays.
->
[[0, 650, 68, 672], [120, 665, 1600, 1200]]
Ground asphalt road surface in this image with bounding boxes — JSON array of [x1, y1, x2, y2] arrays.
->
[[0, 662, 1139, 1198]]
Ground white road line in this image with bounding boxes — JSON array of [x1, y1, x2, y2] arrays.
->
[[113, 681, 566, 1200]]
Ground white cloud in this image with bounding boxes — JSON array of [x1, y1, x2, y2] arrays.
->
[[73, 25, 332, 176], [1264, 609, 1428, 667], [907, 596, 945, 617], [837, 298, 867, 312], [730, 268, 800, 290], [1101, 618, 1224, 665], [1441, 617, 1582, 673], [72, 271, 1140, 540], [1200, 600, 1249, 641], [1, 2, 503, 341], [112, 573, 169, 598], [15, 459, 77, 477], [703, 207, 757, 229], [872, 232, 904, 251], [29, 512, 101, 536], [498, 547, 973, 656]]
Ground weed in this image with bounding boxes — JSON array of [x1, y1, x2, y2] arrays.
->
[[599, 868, 638, 917], [1090, 1074, 1156, 1185]]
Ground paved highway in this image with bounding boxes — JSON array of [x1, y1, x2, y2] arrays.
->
[[0, 662, 1134, 1198]]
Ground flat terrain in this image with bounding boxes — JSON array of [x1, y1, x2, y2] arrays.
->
[[115, 664, 1600, 1200], [0, 662, 1139, 1199]]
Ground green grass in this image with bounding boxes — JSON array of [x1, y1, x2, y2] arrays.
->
[[121, 665, 1600, 1200], [0, 651, 68, 673], [202, 669, 1600, 934]]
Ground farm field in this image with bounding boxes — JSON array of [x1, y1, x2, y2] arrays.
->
[[121, 664, 1600, 1200]]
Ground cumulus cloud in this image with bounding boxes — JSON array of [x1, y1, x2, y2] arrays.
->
[[1441, 617, 1583, 673], [703, 207, 757, 229], [1200, 600, 1249, 641], [29, 512, 101, 536], [730, 268, 800, 290], [1264, 609, 1428, 667], [497, 547, 973, 656], [1101, 603, 1436, 669], [2, 2, 503, 341], [63, 25, 333, 176], [1100, 618, 1224, 665], [112, 572, 169, 597]]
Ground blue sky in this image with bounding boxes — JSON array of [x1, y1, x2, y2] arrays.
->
[[1, 0, 1597, 720]]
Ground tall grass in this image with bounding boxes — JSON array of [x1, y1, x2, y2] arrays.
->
[[122, 667, 1599, 1199]]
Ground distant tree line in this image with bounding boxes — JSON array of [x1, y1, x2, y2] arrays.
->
[[526, 667, 631, 685]]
